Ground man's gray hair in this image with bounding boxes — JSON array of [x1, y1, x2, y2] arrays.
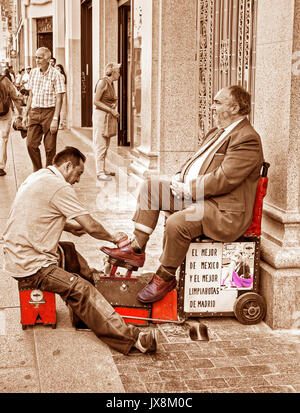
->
[[36, 47, 52, 60], [227, 85, 251, 115]]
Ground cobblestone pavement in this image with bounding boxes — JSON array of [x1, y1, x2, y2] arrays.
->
[[0, 128, 299, 394]]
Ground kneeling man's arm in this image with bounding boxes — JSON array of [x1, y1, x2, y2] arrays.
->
[[73, 214, 117, 243]]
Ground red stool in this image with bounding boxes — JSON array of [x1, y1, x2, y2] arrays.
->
[[152, 290, 178, 323], [19, 288, 56, 330]]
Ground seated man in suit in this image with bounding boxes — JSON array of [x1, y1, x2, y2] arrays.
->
[[101, 85, 264, 303]]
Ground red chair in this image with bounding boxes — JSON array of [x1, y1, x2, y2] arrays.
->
[[244, 162, 270, 237]]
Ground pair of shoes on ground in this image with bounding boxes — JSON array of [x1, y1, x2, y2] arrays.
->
[[97, 171, 116, 182], [0, 169, 6, 176], [100, 245, 176, 303]]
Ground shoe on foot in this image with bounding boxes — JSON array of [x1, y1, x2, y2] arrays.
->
[[137, 274, 177, 303], [100, 245, 145, 268], [0, 169, 6, 176], [97, 174, 112, 181], [134, 329, 158, 353]]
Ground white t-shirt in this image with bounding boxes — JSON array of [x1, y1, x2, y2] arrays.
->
[[3, 167, 89, 277]]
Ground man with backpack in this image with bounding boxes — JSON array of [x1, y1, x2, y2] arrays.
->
[[0, 74, 23, 176]]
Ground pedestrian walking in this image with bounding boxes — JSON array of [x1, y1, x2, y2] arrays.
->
[[20, 66, 31, 93], [3, 68, 12, 82], [93, 62, 121, 182], [20, 66, 31, 106], [24, 47, 65, 171], [55, 64, 67, 129], [15, 68, 25, 90], [50, 57, 56, 67], [0, 74, 23, 176]]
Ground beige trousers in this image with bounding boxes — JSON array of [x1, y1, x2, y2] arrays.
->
[[0, 108, 12, 170], [92, 109, 111, 176]]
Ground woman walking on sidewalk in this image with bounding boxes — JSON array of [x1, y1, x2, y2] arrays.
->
[[0, 74, 23, 177], [55, 64, 67, 130], [93, 62, 121, 182]]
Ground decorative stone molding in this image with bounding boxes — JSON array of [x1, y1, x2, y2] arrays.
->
[[197, 0, 257, 141], [220, 39, 230, 73]]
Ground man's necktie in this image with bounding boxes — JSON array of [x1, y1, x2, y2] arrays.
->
[[181, 128, 225, 180]]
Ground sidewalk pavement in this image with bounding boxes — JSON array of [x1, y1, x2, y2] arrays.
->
[[0, 127, 299, 394]]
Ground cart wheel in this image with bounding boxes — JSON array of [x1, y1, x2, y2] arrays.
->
[[234, 292, 266, 325]]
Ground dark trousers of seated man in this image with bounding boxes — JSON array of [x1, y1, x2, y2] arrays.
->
[[16, 241, 140, 354], [132, 177, 210, 281]]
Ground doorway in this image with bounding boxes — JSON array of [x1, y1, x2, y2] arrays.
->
[[81, 0, 93, 127], [118, 3, 131, 146], [36, 17, 53, 55]]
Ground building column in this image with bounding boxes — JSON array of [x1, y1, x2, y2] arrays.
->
[[53, 0, 65, 65], [92, 0, 101, 91], [93, 0, 118, 95], [103, 0, 118, 65], [22, 2, 30, 67], [254, 0, 300, 329], [65, 0, 81, 128], [130, 0, 198, 179]]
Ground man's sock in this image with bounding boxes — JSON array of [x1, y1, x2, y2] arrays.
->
[[156, 265, 177, 281], [131, 238, 143, 253], [132, 229, 150, 253]]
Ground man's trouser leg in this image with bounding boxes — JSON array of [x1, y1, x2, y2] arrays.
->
[[58, 241, 95, 283], [0, 109, 12, 170], [133, 177, 202, 280], [158, 206, 203, 279], [17, 265, 140, 355], [132, 177, 188, 249], [92, 109, 110, 176], [27, 108, 56, 171]]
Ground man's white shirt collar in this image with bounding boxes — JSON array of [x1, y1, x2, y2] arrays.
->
[[222, 117, 245, 136]]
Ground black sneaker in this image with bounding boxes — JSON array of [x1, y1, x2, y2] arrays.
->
[[0, 169, 6, 176]]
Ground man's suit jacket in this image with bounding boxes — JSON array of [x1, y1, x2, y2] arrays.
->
[[178, 118, 264, 242]]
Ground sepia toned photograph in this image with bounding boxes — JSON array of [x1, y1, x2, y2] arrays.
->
[[0, 0, 299, 401]]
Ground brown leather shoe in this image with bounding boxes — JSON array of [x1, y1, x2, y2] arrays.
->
[[100, 245, 145, 269], [0, 169, 6, 176], [137, 274, 177, 303]]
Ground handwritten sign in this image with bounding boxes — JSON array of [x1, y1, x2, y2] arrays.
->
[[184, 242, 239, 312]]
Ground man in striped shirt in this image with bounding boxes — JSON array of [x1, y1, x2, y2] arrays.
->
[[24, 47, 65, 171]]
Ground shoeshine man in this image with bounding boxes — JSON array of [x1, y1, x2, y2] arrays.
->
[[3, 146, 158, 355], [101, 85, 264, 304]]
